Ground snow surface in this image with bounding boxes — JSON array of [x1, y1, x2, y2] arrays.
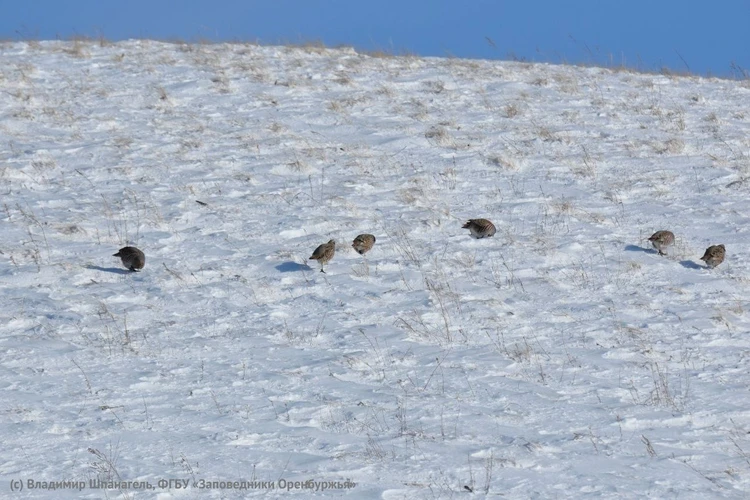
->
[[1, 39, 750, 498]]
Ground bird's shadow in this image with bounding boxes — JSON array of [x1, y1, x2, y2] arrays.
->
[[275, 261, 313, 273], [624, 244, 656, 254], [86, 265, 133, 275], [679, 260, 704, 270]]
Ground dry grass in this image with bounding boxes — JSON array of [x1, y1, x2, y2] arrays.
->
[[485, 154, 518, 170], [62, 36, 92, 59], [425, 126, 456, 148], [653, 138, 685, 155]]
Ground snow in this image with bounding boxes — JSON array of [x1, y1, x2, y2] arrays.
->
[[1, 39, 750, 498]]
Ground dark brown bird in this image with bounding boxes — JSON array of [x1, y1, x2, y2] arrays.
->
[[700, 244, 725, 269], [309, 239, 335, 273], [462, 219, 496, 238], [648, 230, 675, 256], [352, 234, 376, 255], [113, 246, 145, 272]]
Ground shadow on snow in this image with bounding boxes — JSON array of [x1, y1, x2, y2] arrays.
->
[[275, 261, 312, 273], [86, 265, 135, 275], [624, 244, 657, 254], [679, 260, 705, 270]]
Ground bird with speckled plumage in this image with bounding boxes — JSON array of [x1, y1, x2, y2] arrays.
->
[[700, 244, 725, 269], [462, 219, 496, 239], [352, 234, 376, 255], [309, 240, 336, 273], [113, 246, 145, 272], [648, 230, 675, 256]]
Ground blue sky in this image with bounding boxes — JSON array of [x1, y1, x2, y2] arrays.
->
[[3, 1, 748, 77]]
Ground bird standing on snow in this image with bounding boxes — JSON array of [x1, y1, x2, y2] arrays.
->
[[700, 244, 725, 269], [113, 246, 146, 272], [462, 219, 496, 239], [309, 240, 336, 273], [352, 234, 376, 255], [648, 230, 675, 256]]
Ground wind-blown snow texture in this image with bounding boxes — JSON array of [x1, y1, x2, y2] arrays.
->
[[1, 40, 750, 498]]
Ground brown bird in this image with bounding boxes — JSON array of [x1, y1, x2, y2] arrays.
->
[[113, 246, 145, 272], [309, 239, 335, 273], [648, 230, 675, 256], [700, 244, 725, 269], [352, 234, 376, 255], [462, 219, 496, 239]]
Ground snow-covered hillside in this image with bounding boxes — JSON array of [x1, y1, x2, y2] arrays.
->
[[1, 39, 750, 498]]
